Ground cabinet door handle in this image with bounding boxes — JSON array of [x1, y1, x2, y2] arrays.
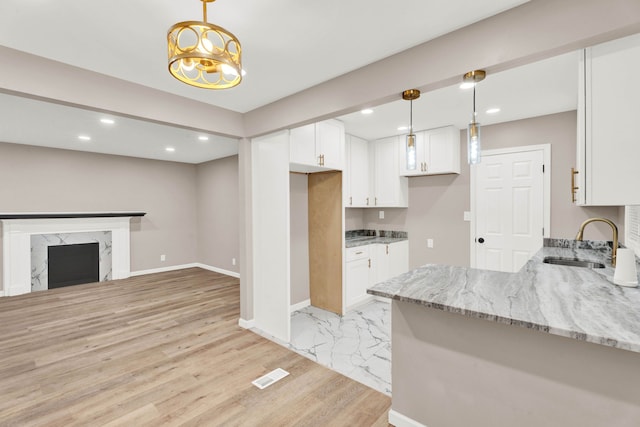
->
[[386, 245, 389, 255], [349, 196, 352, 206], [421, 162, 425, 172], [375, 197, 377, 205], [368, 259, 371, 268], [571, 167, 579, 203], [318, 155, 322, 166], [321, 154, 325, 166], [366, 197, 369, 206], [355, 251, 364, 255]]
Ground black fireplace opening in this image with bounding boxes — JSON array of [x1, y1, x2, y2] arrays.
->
[[48, 242, 100, 289]]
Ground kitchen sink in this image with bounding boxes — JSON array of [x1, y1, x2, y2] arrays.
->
[[542, 256, 605, 269]]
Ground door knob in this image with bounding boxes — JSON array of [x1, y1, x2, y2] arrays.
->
[[477, 237, 485, 244]]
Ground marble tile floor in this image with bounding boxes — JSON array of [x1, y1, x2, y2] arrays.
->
[[253, 299, 392, 396]]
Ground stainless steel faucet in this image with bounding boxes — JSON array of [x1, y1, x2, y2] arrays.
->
[[575, 218, 619, 267]]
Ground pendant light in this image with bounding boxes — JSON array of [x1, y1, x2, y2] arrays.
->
[[167, 0, 242, 89], [402, 89, 421, 171], [463, 70, 486, 164]]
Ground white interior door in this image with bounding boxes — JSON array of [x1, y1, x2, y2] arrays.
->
[[473, 147, 546, 273]]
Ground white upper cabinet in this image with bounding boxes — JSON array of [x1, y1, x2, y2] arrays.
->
[[371, 136, 408, 207], [345, 134, 370, 207], [290, 119, 345, 173], [575, 33, 640, 206], [316, 120, 344, 170], [399, 126, 460, 176]]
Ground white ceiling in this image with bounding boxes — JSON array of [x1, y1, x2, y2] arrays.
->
[[0, 94, 238, 164], [0, 0, 583, 164], [338, 51, 580, 140], [0, 0, 529, 113]]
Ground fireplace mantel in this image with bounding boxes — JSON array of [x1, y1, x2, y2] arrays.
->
[[1, 214, 143, 296], [0, 212, 146, 220]]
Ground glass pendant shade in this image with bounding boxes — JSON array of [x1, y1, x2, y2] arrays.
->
[[462, 70, 486, 165], [467, 121, 481, 165], [406, 134, 417, 170], [402, 89, 421, 171]]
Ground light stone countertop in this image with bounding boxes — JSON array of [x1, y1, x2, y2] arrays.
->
[[368, 239, 640, 353], [345, 236, 408, 248]]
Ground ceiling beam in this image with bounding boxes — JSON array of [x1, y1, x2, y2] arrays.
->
[[0, 46, 245, 138], [243, 0, 640, 138]]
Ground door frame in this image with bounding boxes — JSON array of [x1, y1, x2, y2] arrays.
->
[[470, 144, 551, 269]]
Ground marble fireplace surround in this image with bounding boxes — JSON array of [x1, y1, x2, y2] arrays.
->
[[1, 212, 145, 296]]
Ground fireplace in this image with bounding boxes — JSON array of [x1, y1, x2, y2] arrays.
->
[[48, 242, 100, 289], [1, 212, 145, 296]]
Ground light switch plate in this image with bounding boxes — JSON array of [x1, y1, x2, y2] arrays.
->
[[463, 211, 471, 222], [379, 210, 385, 219], [427, 239, 434, 248]]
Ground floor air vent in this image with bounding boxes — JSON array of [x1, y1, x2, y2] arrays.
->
[[252, 368, 290, 389]]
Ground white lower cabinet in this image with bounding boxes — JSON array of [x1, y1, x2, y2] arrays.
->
[[345, 246, 372, 308], [373, 240, 409, 284], [345, 240, 409, 310]]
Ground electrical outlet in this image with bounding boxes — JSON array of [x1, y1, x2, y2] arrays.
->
[[232, 258, 236, 266], [427, 239, 434, 248], [160, 254, 166, 262], [379, 210, 385, 219]]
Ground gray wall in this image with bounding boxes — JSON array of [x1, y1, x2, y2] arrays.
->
[[345, 208, 364, 231], [290, 173, 310, 305], [392, 300, 640, 426], [196, 155, 240, 274], [0, 142, 242, 291], [358, 111, 622, 268]]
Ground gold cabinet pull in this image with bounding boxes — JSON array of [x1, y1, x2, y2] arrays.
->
[[571, 167, 579, 203], [320, 154, 325, 166]]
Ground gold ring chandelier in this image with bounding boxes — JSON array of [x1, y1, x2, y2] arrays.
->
[[167, 0, 242, 89]]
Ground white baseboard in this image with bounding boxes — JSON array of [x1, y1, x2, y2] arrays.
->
[[194, 263, 240, 278], [238, 318, 255, 329], [131, 263, 240, 279], [290, 298, 311, 313], [345, 294, 375, 312], [130, 263, 198, 276], [388, 409, 427, 427]]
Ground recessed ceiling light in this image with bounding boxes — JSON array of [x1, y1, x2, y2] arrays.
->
[[459, 82, 475, 90], [100, 118, 115, 124], [486, 108, 501, 114], [78, 135, 91, 141], [397, 126, 409, 131], [361, 109, 374, 115], [198, 135, 209, 141], [166, 147, 176, 152]]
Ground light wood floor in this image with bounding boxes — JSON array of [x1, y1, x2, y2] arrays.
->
[[0, 268, 391, 426]]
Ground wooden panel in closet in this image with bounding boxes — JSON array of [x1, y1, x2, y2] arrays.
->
[[308, 171, 343, 315]]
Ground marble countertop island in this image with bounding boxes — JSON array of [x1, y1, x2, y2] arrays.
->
[[368, 239, 640, 353]]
